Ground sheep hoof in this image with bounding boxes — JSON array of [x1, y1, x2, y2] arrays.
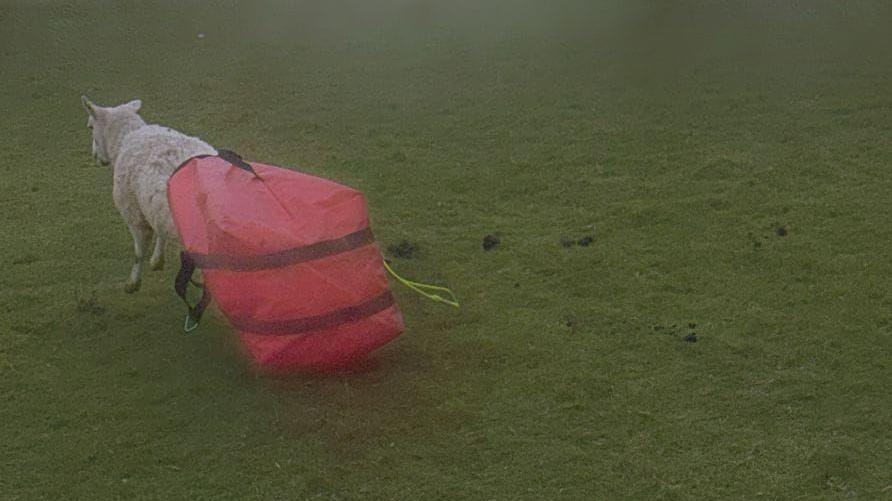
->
[[150, 258, 164, 271], [124, 280, 141, 293]]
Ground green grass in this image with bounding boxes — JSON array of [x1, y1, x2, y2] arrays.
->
[[2, 1, 891, 499]]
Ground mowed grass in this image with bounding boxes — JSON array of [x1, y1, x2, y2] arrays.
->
[[2, 1, 891, 499]]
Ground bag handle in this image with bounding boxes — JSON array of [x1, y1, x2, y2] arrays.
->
[[217, 149, 259, 178], [174, 251, 212, 332]]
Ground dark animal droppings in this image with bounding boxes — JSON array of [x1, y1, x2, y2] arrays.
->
[[776, 226, 788, 237], [12, 255, 38, 265], [577, 236, 594, 246], [483, 235, 500, 251], [683, 333, 698, 343], [387, 241, 418, 259]]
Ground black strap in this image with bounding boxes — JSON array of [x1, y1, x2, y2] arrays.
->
[[191, 227, 375, 271], [217, 149, 259, 177], [174, 251, 212, 330], [229, 291, 396, 336]]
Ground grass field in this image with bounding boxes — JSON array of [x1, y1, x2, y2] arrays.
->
[[2, 1, 891, 499]]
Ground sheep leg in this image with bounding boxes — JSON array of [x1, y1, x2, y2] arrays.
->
[[125, 222, 152, 293], [150, 231, 166, 271]]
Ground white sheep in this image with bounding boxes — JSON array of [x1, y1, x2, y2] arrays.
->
[[81, 96, 216, 292]]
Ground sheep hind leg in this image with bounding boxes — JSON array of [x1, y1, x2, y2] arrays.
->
[[150, 231, 166, 271], [125, 222, 152, 293]]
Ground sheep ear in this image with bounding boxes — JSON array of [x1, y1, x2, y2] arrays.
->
[[125, 99, 142, 112], [81, 95, 96, 117]]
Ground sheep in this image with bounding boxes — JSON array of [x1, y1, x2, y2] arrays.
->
[[81, 96, 216, 292]]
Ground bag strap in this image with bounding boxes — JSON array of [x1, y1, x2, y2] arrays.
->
[[174, 251, 212, 332]]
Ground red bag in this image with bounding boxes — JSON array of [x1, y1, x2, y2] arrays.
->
[[167, 150, 404, 372]]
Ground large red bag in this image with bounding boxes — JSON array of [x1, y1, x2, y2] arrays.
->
[[167, 150, 404, 372]]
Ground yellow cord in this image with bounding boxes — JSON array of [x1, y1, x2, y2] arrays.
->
[[383, 260, 460, 308]]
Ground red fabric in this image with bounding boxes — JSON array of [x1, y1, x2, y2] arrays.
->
[[168, 156, 404, 372]]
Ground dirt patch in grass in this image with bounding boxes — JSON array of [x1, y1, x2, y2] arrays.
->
[[75, 290, 105, 316]]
